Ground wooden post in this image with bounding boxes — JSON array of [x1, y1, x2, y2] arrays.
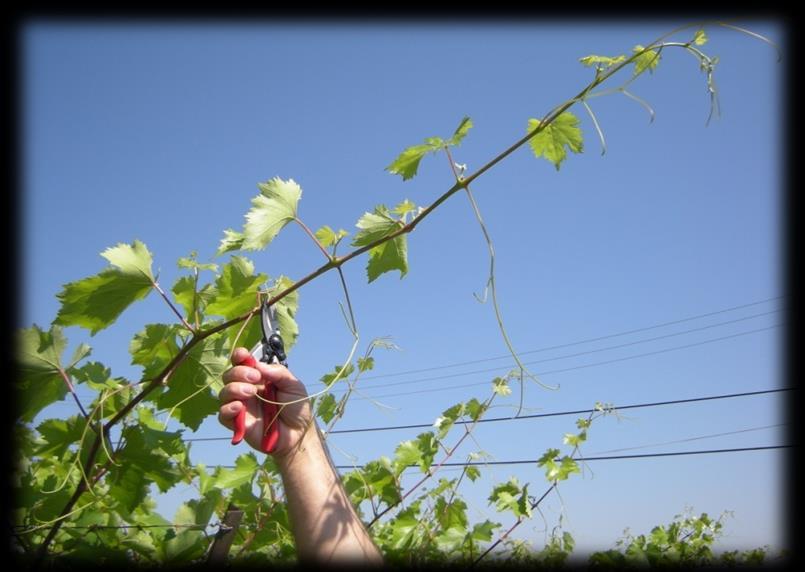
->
[[207, 503, 244, 563]]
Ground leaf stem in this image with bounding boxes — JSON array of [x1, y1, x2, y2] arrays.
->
[[56, 366, 91, 420], [294, 217, 332, 261], [152, 280, 195, 333]]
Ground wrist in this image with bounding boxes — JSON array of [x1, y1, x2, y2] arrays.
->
[[274, 420, 322, 469]]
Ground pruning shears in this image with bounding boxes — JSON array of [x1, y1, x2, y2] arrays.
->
[[230, 299, 287, 453]]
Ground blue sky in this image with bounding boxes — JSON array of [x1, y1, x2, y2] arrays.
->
[[21, 19, 784, 556]]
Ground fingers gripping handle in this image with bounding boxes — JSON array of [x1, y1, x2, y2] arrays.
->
[[230, 354, 256, 446], [231, 354, 281, 454]]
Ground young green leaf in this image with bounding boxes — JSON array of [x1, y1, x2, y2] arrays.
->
[[171, 275, 214, 321], [434, 525, 468, 553], [212, 452, 259, 490], [632, 44, 661, 75], [386, 117, 473, 180], [448, 116, 473, 147], [34, 416, 88, 458], [465, 398, 487, 422], [388, 502, 422, 550], [492, 376, 512, 396], [177, 251, 218, 272], [314, 225, 349, 249], [433, 402, 465, 440], [267, 275, 300, 350], [471, 520, 500, 543], [316, 393, 338, 424], [563, 430, 587, 447], [242, 177, 302, 251], [352, 205, 409, 282], [129, 323, 182, 379], [693, 29, 708, 46], [537, 448, 561, 481], [527, 112, 584, 171], [205, 256, 267, 321], [320, 362, 355, 386], [54, 240, 155, 334], [357, 356, 375, 372], [394, 432, 438, 474], [488, 478, 531, 518], [392, 198, 417, 218], [15, 325, 71, 422], [556, 456, 581, 481], [216, 228, 245, 256], [466, 465, 481, 482], [579, 54, 627, 69], [155, 335, 230, 431]]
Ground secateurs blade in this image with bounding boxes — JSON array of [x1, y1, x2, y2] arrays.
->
[[230, 299, 287, 454]]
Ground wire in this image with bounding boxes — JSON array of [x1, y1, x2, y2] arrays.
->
[[355, 324, 781, 400], [414, 445, 792, 467], [211, 445, 791, 470], [12, 523, 210, 534], [357, 297, 783, 381], [183, 387, 792, 442], [337, 310, 781, 390], [588, 423, 788, 455], [43, 297, 782, 410]]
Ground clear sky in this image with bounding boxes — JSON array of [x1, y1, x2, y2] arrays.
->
[[21, 19, 785, 556]]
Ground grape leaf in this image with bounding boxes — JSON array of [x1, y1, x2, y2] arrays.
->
[[527, 112, 584, 171], [393, 432, 437, 475], [389, 502, 422, 550], [177, 251, 217, 272], [315, 225, 349, 248], [489, 478, 530, 518], [242, 177, 302, 250], [386, 143, 442, 181], [557, 456, 581, 481], [579, 54, 627, 69], [537, 448, 561, 481], [563, 431, 586, 447], [267, 275, 300, 351], [357, 356, 375, 372], [465, 397, 487, 422], [34, 416, 87, 457], [205, 256, 266, 318], [466, 466, 481, 482], [492, 376, 511, 396], [448, 116, 473, 146], [164, 513, 206, 562], [216, 228, 245, 256], [54, 240, 155, 334], [109, 425, 182, 513], [435, 497, 469, 531], [471, 520, 500, 543], [433, 402, 465, 440], [386, 116, 473, 180], [434, 525, 467, 553], [129, 323, 181, 379], [155, 335, 229, 431], [351, 205, 409, 282], [316, 393, 338, 424], [632, 44, 661, 75], [171, 275, 213, 322], [16, 325, 71, 422], [213, 453, 259, 490]]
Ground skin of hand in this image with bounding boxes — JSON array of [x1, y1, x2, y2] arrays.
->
[[217, 347, 384, 564], [218, 347, 312, 458]]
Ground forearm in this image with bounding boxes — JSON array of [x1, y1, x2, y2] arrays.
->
[[276, 422, 383, 564]]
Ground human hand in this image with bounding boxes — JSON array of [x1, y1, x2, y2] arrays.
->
[[218, 347, 313, 457]]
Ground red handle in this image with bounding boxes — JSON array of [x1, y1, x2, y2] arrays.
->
[[231, 354, 281, 454]]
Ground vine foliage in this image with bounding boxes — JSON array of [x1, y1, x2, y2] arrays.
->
[[13, 22, 779, 566]]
